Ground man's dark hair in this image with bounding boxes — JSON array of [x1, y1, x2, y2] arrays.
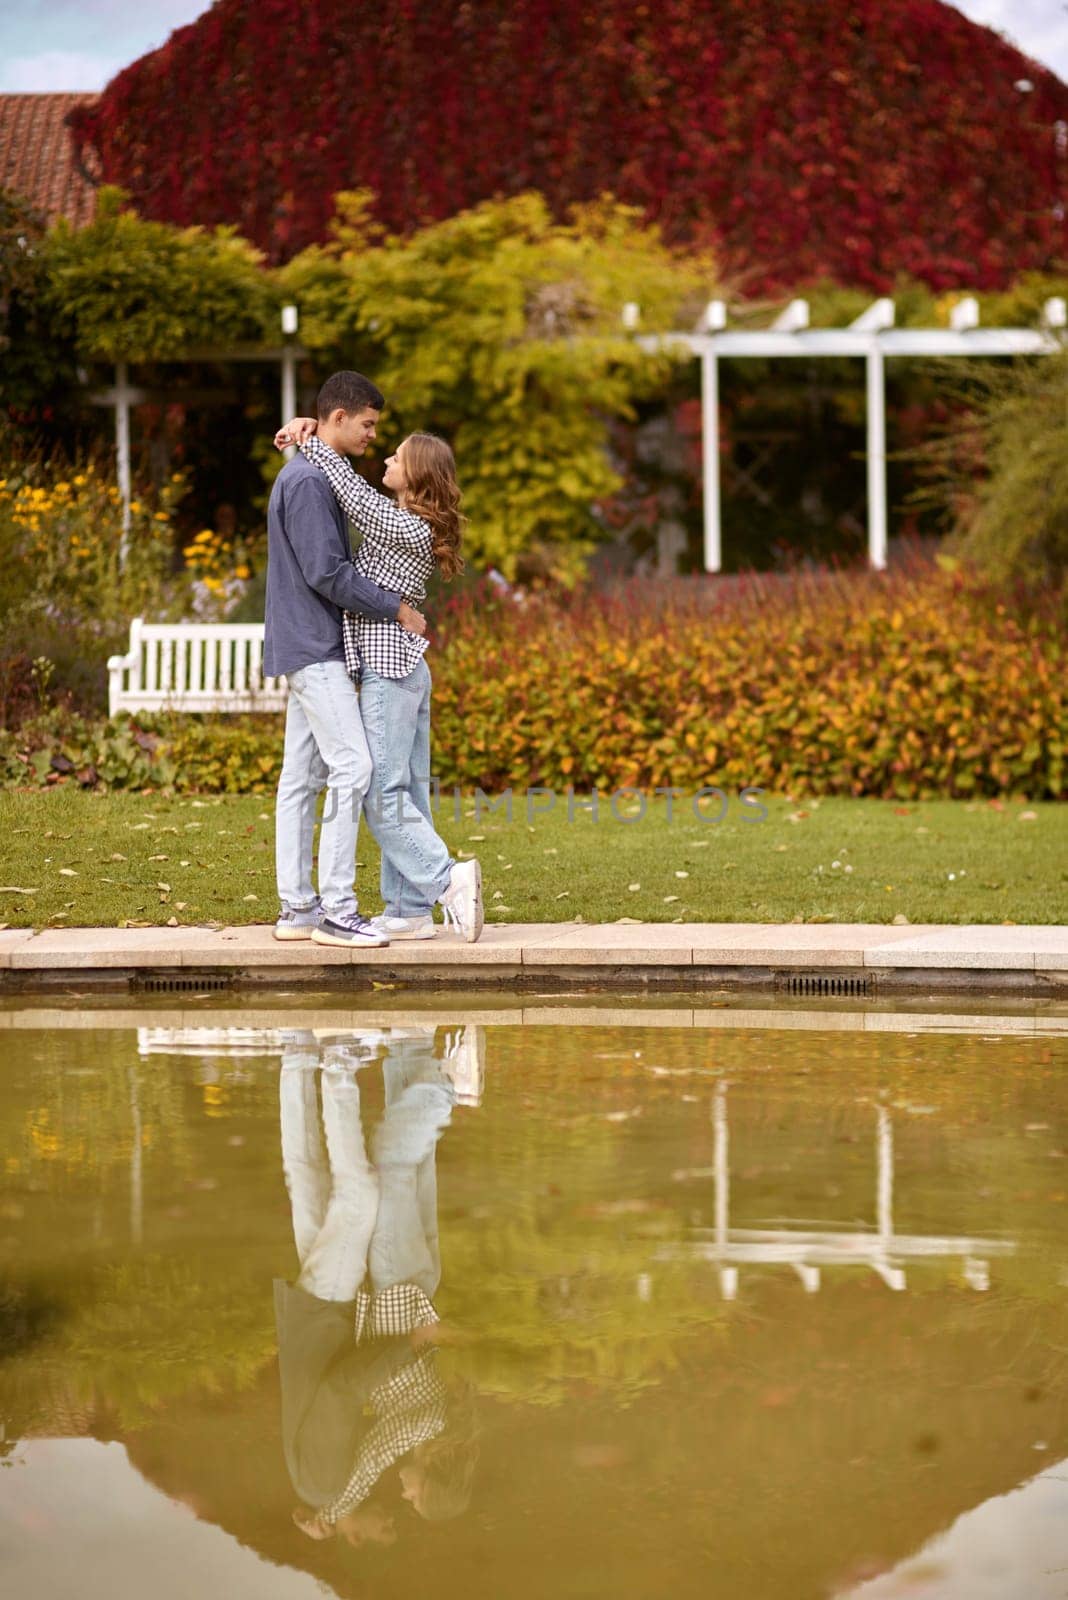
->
[[316, 371, 385, 420]]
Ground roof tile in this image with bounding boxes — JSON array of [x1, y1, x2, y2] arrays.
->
[[0, 93, 100, 227]]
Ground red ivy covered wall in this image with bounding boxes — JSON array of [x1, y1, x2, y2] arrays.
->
[[69, 0, 1068, 289]]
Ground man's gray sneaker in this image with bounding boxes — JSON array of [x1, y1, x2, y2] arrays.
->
[[439, 858, 483, 944], [367, 913, 436, 941], [273, 902, 324, 941], [311, 911, 390, 949]]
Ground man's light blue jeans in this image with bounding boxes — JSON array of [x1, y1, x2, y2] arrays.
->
[[278, 1031, 454, 1303], [359, 661, 453, 918], [276, 660, 373, 919]]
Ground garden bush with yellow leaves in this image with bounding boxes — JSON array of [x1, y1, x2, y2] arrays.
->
[[0, 455, 183, 713]]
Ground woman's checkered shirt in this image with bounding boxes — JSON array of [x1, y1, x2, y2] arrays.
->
[[301, 435, 434, 681], [317, 1281, 446, 1526]]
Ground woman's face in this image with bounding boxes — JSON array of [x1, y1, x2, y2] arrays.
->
[[383, 441, 409, 495]]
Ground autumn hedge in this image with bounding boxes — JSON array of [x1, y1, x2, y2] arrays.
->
[[3, 559, 1064, 800]]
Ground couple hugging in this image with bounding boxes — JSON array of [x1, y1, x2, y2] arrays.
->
[[264, 369, 483, 950]]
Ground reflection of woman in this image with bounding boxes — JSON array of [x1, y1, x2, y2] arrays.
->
[[276, 418, 482, 946], [274, 1028, 480, 1549]]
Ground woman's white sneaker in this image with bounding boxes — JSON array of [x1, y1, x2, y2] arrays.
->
[[367, 914, 436, 941], [439, 859, 483, 943]]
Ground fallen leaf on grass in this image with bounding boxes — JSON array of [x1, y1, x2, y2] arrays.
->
[[371, 981, 396, 990], [58, 868, 78, 877], [157, 881, 171, 892], [1018, 810, 1038, 822], [0, 886, 38, 895], [555, 891, 570, 900], [628, 882, 641, 892], [148, 854, 169, 862], [109, 852, 127, 862], [675, 871, 689, 879], [243, 894, 258, 902], [166, 917, 179, 928], [119, 919, 152, 928], [663, 895, 679, 904]]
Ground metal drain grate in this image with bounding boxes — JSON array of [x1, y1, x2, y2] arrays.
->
[[781, 973, 875, 998], [131, 973, 233, 994]]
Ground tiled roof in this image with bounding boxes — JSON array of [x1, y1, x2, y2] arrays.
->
[[0, 93, 100, 227]]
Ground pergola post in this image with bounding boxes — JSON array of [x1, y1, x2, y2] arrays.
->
[[115, 360, 133, 563], [866, 343, 888, 571], [281, 304, 299, 461], [701, 347, 722, 574]]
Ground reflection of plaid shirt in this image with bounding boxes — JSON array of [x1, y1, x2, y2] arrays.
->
[[318, 1281, 446, 1526], [301, 436, 433, 682]]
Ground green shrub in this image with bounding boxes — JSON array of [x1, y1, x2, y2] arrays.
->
[[281, 192, 713, 578], [947, 349, 1068, 591]]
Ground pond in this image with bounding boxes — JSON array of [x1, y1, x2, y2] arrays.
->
[[1, 994, 1067, 1599]]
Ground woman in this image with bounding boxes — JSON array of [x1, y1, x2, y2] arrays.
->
[[276, 417, 482, 943]]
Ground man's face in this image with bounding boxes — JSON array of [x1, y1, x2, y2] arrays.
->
[[336, 406, 379, 456]]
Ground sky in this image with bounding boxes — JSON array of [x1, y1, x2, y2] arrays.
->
[[0, 0, 1066, 93]]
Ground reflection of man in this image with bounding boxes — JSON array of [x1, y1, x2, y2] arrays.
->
[[273, 1026, 481, 1549]]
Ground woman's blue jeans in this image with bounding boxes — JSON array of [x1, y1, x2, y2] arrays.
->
[[359, 661, 453, 917]]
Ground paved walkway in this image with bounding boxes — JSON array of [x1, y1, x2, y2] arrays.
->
[[1, 922, 1066, 989]]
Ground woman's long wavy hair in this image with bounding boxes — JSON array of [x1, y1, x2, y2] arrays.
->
[[400, 433, 466, 581]]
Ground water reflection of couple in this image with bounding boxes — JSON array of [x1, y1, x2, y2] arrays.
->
[[274, 1025, 482, 1548]]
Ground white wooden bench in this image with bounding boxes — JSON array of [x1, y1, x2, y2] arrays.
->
[[107, 618, 286, 718]]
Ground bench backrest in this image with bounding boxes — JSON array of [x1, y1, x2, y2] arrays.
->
[[108, 619, 286, 716]]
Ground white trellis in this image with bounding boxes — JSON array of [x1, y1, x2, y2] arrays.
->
[[634, 294, 1067, 572], [88, 304, 307, 547]]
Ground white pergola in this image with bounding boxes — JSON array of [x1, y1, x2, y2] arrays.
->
[[632, 294, 1067, 572], [656, 1082, 1015, 1300], [88, 304, 305, 557]]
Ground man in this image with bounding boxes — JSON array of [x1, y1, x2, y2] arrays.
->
[[265, 370, 426, 948]]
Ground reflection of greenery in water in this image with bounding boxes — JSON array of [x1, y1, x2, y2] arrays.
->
[[0, 1016, 1067, 1598]]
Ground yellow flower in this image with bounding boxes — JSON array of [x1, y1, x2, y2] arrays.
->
[[234, 564, 251, 579]]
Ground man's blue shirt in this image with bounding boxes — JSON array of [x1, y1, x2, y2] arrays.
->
[[263, 454, 400, 679]]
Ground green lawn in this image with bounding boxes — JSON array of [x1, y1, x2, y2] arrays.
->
[[0, 787, 1063, 929]]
